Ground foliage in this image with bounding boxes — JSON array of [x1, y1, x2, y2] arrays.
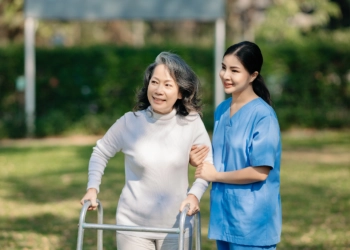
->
[[0, 41, 349, 138], [0, 0, 24, 45], [0, 45, 214, 138], [0, 130, 349, 249], [260, 38, 350, 129], [1, 0, 349, 48], [256, 0, 341, 42]]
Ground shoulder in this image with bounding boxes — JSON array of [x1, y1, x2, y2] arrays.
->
[[217, 98, 231, 112], [110, 110, 146, 128], [122, 110, 147, 121], [250, 99, 280, 131], [177, 112, 201, 125], [252, 98, 278, 119], [214, 98, 231, 117], [182, 111, 200, 120]]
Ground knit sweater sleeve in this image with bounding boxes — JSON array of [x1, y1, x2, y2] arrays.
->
[[87, 115, 125, 193], [187, 117, 213, 201]]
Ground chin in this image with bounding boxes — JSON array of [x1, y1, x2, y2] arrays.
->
[[224, 89, 234, 95]]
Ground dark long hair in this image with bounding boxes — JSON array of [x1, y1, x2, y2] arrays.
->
[[224, 41, 272, 105], [133, 52, 202, 116]]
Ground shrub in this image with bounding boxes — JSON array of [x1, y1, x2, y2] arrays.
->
[[0, 42, 349, 138]]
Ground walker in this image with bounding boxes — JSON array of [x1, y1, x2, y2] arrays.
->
[[77, 200, 201, 250]]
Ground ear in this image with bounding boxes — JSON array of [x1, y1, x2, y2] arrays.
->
[[178, 92, 182, 99], [250, 71, 259, 83]]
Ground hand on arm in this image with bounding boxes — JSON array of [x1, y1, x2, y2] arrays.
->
[[195, 163, 271, 184], [194, 162, 218, 182], [189, 145, 210, 167], [179, 194, 200, 216], [80, 188, 98, 211]]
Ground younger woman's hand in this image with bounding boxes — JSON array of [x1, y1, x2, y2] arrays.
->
[[195, 162, 218, 182], [179, 194, 200, 216], [189, 145, 209, 167], [80, 188, 98, 211]]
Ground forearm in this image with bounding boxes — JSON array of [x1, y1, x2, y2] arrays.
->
[[214, 166, 271, 184]]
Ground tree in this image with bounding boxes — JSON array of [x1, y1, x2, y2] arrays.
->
[[0, 0, 24, 45], [329, 0, 350, 28], [255, 0, 341, 41]]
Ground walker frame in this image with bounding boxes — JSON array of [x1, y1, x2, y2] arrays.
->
[[76, 200, 201, 250]]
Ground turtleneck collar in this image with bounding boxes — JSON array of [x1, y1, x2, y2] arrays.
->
[[146, 106, 177, 120]]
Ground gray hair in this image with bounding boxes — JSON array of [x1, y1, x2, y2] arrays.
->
[[133, 52, 202, 116]]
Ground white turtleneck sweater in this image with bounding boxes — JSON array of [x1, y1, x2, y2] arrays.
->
[[87, 107, 213, 239]]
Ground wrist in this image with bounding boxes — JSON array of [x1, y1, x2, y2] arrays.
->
[[87, 188, 97, 194], [187, 193, 199, 201], [213, 171, 221, 182]]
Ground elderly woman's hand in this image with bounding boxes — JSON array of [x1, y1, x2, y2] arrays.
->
[[179, 194, 200, 216], [80, 188, 98, 211]]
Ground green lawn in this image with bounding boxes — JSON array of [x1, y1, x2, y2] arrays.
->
[[0, 130, 349, 249]]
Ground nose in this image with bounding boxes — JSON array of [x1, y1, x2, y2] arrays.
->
[[154, 83, 164, 95], [222, 69, 230, 79]]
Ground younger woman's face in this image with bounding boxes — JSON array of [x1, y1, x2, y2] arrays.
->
[[147, 64, 182, 114], [219, 54, 257, 96]]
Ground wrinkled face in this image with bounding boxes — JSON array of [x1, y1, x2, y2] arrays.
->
[[219, 54, 257, 96], [147, 64, 182, 114]]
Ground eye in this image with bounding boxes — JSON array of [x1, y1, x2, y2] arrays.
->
[[165, 83, 173, 87], [221, 65, 226, 70], [150, 80, 158, 85]]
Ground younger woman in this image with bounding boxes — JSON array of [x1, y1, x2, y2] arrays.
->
[[192, 41, 282, 250]]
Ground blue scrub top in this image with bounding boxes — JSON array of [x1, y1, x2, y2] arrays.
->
[[208, 97, 282, 246]]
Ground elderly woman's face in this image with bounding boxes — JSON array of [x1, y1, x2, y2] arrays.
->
[[147, 64, 182, 114]]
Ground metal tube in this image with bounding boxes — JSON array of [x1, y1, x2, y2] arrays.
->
[[76, 201, 91, 250], [24, 17, 36, 137], [195, 212, 201, 250], [97, 200, 103, 250], [214, 17, 226, 108], [83, 223, 180, 233], [178, 203, 190, 250]]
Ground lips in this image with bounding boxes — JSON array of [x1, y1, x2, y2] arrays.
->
[[153, 96, 165, 104]]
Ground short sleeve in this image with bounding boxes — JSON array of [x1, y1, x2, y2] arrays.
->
[[248, 115, 280, 168]]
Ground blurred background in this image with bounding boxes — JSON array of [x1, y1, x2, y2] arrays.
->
[[0, 0, 349, 138], [0, 0, 350, 249]]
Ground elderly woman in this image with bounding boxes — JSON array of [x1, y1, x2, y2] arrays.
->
[[81, 52, 212, 250]]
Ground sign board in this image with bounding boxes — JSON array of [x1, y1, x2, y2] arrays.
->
[[25, 0, 225, 20]]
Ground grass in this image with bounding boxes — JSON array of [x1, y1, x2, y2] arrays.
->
[[0, 130, 349, 249]]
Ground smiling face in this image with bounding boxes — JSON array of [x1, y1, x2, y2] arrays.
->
[[147, 64, 182, 114], [219, 54, 258, 96]]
